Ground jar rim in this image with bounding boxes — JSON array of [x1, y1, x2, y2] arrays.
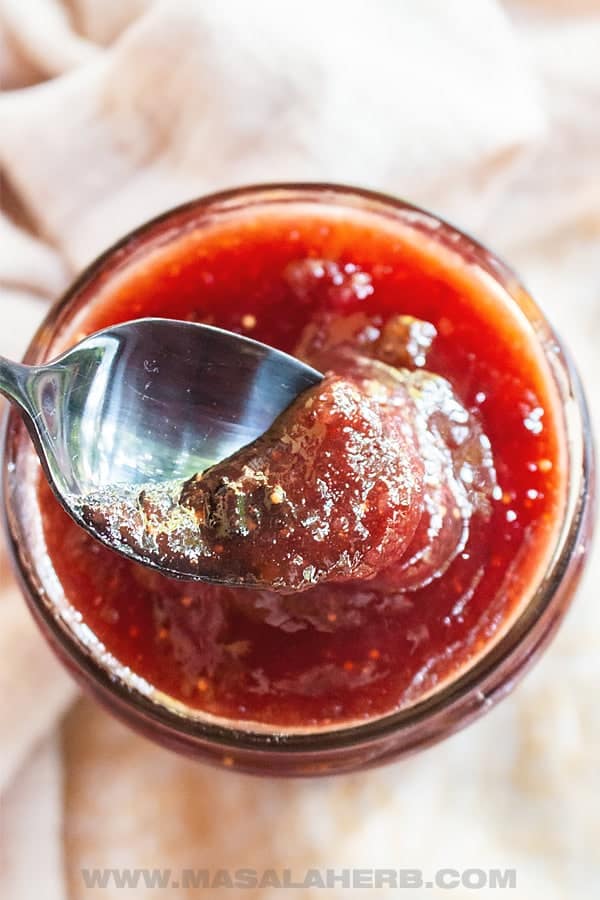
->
[[2, 182, 593, 759]]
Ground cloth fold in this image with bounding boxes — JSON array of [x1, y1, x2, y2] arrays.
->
[[0, 0, 544, 269], [0, 734, 66, 900], [1, 1, 599, 898]]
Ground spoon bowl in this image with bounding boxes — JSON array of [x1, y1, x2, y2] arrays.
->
[[0, 318, 322, 570]]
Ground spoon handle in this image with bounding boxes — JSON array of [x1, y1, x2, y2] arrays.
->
[[0, 357, 33, 415]]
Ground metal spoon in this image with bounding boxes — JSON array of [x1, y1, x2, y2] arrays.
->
[[1, 317, 322, 576]]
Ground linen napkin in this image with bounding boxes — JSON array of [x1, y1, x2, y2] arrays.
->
[[1, 1, 599, 898], [1, 0, 547, 269]]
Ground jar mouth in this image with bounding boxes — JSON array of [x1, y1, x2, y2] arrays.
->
[[2, 183, 593, 756]]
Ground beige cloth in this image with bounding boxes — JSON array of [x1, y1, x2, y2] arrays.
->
[[0, 1, 599, 898]]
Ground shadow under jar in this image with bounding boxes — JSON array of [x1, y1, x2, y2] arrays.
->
[[2, 184, 594, 776]]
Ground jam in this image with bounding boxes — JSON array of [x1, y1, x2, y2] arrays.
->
[[77, 367, 426, 589], [34, 204, 566, 728]]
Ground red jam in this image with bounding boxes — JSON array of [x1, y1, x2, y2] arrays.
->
[[34, 206, 566, 728]]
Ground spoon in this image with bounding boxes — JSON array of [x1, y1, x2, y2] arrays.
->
[[1, 317, 322, 576]]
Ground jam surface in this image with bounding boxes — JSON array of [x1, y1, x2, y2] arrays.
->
[[35, 207, 566, 727]]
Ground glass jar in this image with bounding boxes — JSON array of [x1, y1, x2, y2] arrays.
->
[[2, 185, 594, 776]]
